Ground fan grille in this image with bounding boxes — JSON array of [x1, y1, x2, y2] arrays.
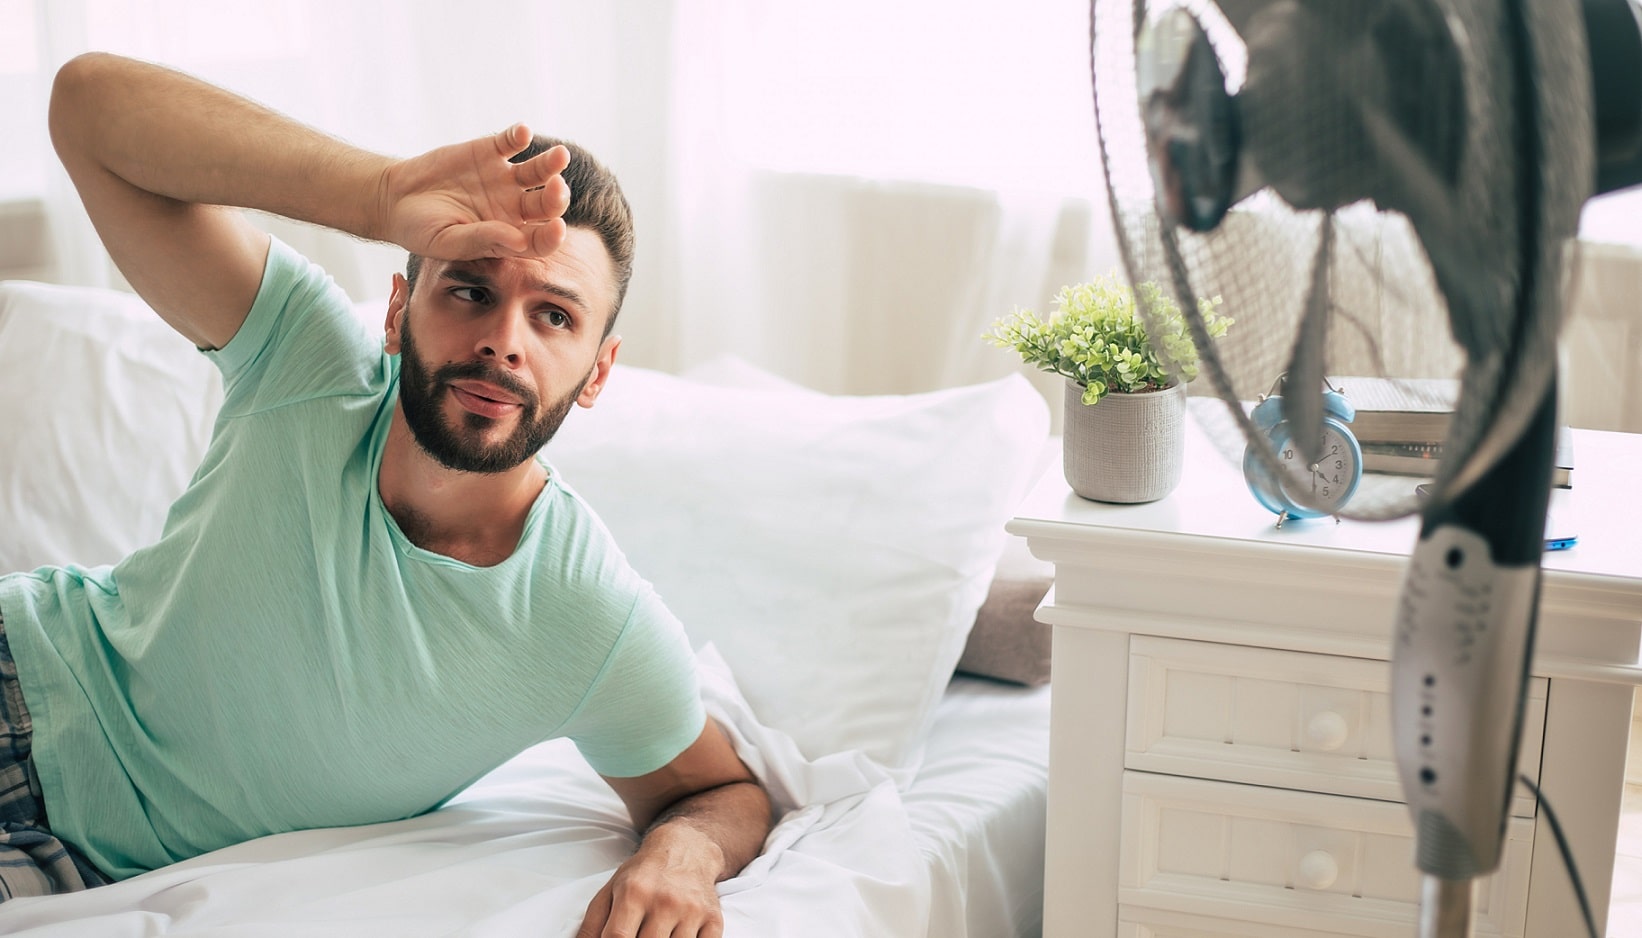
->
[[1091, 0, 1591, 520]]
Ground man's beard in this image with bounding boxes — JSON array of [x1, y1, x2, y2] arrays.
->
[[397, 319, 582, 474]]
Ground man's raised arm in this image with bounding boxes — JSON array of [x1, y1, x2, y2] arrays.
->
[[48, 52, 570, 349]]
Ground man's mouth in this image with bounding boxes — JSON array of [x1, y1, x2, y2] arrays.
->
[[447, 380, 526, 418]]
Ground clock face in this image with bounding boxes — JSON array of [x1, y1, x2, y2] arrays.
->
[[1273, 421, 1361, 513]]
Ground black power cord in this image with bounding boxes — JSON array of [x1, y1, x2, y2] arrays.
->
[[1518, 773, 1599, 938]]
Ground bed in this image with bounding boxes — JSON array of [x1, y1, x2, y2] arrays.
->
[[0, 275, 1054, 937]]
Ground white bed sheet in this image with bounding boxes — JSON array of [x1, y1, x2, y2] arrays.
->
[[911, 676, 1051, 938], [0, 654, 1050, 938]]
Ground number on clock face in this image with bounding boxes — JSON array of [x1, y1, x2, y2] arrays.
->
[[1275, 425, 1358, 511]]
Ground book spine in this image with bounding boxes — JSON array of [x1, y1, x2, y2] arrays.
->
[[1361, 441, 1444, 459], [1359, 441, 1571, 487], [1351, 416, 1452, 446]]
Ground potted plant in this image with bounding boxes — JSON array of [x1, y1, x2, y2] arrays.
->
[[986, 274, 1231, 502]]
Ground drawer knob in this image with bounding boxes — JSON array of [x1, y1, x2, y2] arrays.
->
[[1298, 850, 1339, 890], [1305, 710, 1350, 751]]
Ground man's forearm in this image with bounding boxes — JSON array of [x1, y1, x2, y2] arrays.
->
[[48, 51, 565, 348], [642, 780, 772, 882], [49, 53, 390, 239]]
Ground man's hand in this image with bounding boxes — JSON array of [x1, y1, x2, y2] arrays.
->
[[578, 721, 772, 938], [376, 124, 573, 263], [577, 823, 727, 938]]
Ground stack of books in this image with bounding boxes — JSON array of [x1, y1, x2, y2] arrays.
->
[[1331, 375, 1573, 487]]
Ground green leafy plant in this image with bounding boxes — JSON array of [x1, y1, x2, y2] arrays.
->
[[985, 274, 1231, 405]]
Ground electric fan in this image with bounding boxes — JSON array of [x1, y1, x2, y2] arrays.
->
[[1088, 0, 1642, 935]]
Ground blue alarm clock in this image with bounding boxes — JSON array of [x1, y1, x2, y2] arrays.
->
[[1242, 377, 1363, 525]]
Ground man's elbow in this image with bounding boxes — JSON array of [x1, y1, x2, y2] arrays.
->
[[49, 52, 121, 160]]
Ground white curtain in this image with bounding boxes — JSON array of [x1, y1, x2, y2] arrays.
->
[[28, 1, 676, 312], [663, 0, 1114, 398], [15, 0, 1118, 406]]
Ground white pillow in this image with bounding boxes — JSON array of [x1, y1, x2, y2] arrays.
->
[[544, 361, 1049, 772], [0, 281, 223, 574]]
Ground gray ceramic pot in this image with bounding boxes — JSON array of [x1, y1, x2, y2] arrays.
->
[[1062, 379, 1186, 503]]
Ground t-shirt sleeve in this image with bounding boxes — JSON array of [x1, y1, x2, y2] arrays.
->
[[566, 586, 706, 779], [204, 236, 383, 414]]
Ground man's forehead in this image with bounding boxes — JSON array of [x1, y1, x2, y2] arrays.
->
[[434, 255, 557, 282], [429, 230, 614, 308]]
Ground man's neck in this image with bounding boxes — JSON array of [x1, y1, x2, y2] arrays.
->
[[377, 404, 547, 567]]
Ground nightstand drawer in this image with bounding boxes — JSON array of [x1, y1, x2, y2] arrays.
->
[[1118, 906, 1407, 938], [1118, 772, 1533, 938], [1125, 636, 1545, 817]]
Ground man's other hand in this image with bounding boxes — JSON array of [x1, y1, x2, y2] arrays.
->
[[577, 718, 771, 938], [576, 822, 726, 938], [377, 124, 571, 262]]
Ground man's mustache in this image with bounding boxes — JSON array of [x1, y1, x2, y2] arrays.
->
[[434, 361, 537, 410]]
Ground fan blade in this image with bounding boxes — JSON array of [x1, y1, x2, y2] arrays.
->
[[1140, 7, 1243, 232], [1358, 106, 1501, 360], [1282, 216, 1334, 466], [1586, 0, 1642, 194], [1233, 0, 1466, 214], [1211, 0, 1288, 41]]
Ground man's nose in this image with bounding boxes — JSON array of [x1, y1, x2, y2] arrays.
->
[[475, 307, 526, 366]]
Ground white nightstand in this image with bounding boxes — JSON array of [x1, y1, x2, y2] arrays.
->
[[1009, 422, 1642, 938]]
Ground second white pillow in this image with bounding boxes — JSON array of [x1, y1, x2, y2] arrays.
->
[[544, 362, 1049, 774]]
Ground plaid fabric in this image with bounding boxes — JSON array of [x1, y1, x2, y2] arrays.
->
[[0, 608, 108, 900]]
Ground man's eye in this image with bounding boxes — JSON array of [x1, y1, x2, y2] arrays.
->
[[541, 309, 570, 328], [452, 287, 488, 303]]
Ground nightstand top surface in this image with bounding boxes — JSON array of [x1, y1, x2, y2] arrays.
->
[[1010, 420, 1642, 585]]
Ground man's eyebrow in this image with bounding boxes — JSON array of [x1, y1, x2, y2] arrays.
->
[[439, 267, 494, 288], [438, 265, 591, 315]]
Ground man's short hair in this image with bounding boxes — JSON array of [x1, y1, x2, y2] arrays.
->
[[404, 135, 634, 336]]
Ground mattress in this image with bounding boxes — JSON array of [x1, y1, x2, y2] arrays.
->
[[0, 664, 1052, 937]]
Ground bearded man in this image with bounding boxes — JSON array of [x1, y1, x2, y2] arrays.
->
[[0, 52, 770, 938]]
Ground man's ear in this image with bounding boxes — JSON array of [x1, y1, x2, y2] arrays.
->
[[577, 335, 622, 408], [384, 274, 409, 355]]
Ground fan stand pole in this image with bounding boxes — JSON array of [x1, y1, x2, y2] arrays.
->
[[1419, 875, 1475, 937]]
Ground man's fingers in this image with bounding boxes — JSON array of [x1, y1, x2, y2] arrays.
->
[[513, 144, 571, 188], [580, 861, 723, 938], [525, 218, 568, 258], [601, 892, 649, 938], [521, 176, 571, 223], [426, 219, 566, 262], [493, 122, 533, 158], [575, 885, 614, 938], [423, 220, 526, 261]]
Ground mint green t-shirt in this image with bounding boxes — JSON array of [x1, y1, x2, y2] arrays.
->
[[0, 238, 704, 880]]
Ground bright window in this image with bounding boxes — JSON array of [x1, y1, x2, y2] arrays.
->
[[722, 1, 1102, 196]]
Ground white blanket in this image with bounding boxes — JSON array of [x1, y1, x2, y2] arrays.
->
[[0, 647, 930, 937]]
